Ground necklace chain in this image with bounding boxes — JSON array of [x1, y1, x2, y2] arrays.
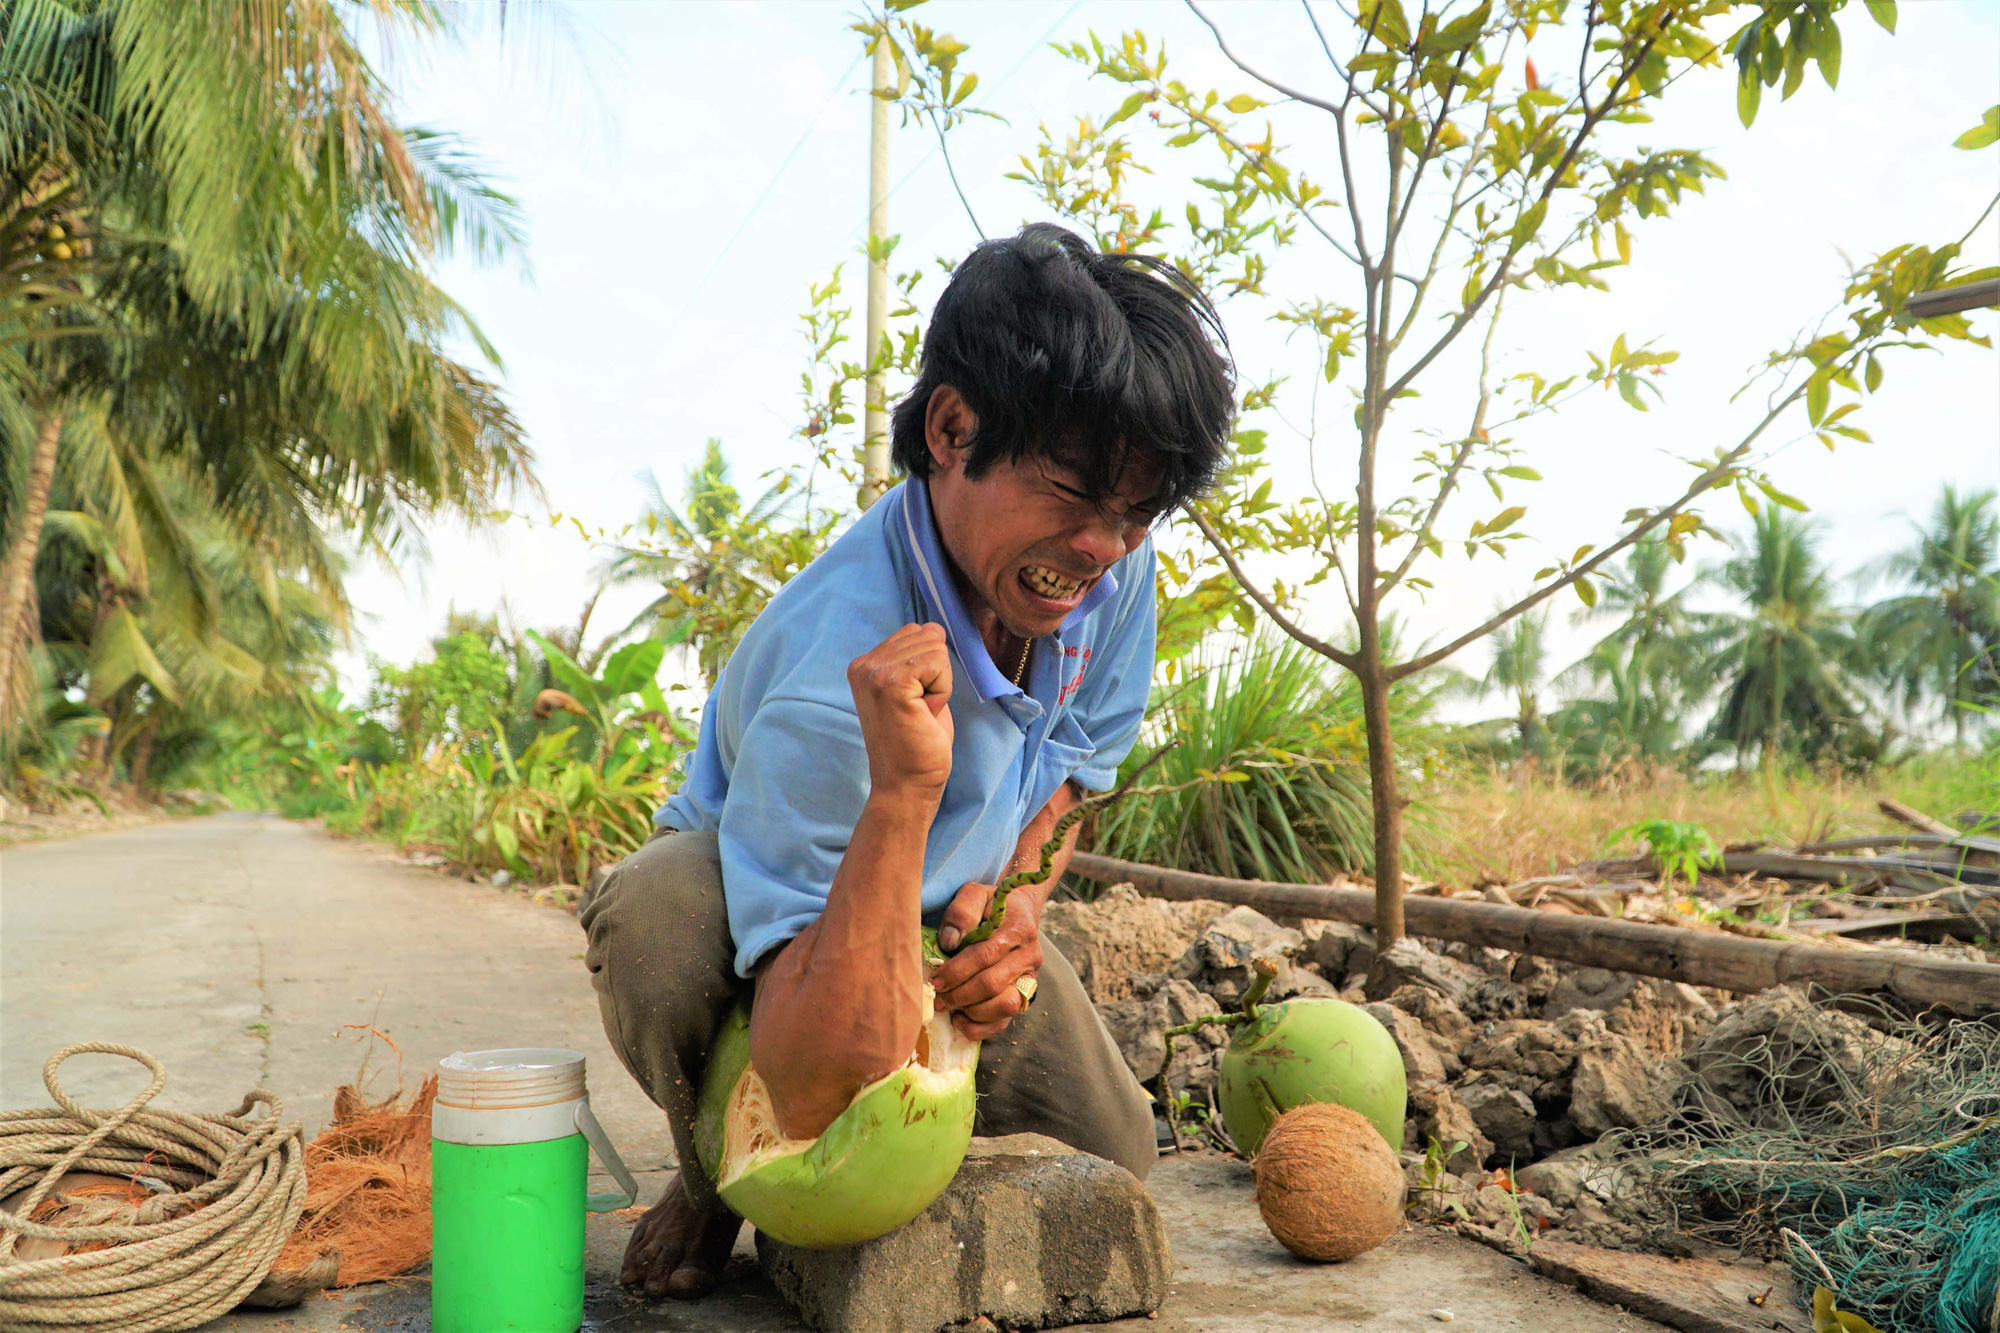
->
[[1008, 635, 1033, 687]]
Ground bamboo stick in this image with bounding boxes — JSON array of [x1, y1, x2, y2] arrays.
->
[[1589, 851, 1958, 893], [1879, 797, 1960, 837], [1067, 852, 2000, 1015]]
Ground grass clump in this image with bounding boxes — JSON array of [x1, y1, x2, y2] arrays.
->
[[1091, 631, 1443, 885]]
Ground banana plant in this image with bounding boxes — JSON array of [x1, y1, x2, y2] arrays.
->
[[521, 630, 688, 771], [466, 726, 669, 886]]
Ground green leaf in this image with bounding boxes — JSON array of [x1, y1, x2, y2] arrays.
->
[[1781, 38, 1807, 101], [1864, 1, 1896, 34], [1756, 479, 1808, 511], [1574, 577, 1597, 608], [1955, 105, 2000, 151], [1817, 18, 1841, 89], [1510, 199, 1548, 250], [1498, 466, 1542, 480], [1812, 1287, 1885, 1333], [1224, 94, 1265, 114], [1864, 354, 1883, 392], [1105, 90, 1149, 128], [1461, 268, 1485, 309], [87, 605, 181, 705], [1805, 374, 1831, 425], [951, 72, 979, 106], [1736, 71, 1761, 128], [1485, 505, 1526, 533], [601, 640, 667, 699]]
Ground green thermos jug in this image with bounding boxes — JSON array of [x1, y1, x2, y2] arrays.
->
[[431, 1048, 638, 1332]]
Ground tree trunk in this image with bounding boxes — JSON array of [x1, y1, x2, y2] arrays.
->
[[1357, 650, 1405, 944], [1066, 851, 2000, 1015], [127, 714, 158, 790], [0, 411, 62, 727]]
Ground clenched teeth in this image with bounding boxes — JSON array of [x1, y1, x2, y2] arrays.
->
[[1022, 565, 1083, 599]]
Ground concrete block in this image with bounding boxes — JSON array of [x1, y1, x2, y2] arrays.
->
[[756, 1134, 1171, 1333]]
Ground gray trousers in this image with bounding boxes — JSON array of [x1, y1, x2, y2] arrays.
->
[[580, 831, 1156, 1215]]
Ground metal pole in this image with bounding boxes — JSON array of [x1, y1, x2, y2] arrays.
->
[[859, 34, 893, 510]]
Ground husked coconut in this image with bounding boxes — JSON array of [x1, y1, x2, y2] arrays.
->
[[1252, 1103, 1404, 1262]]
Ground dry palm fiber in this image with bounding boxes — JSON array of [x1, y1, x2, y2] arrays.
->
[[1611, 992, 2000, 1333], [268, 1070, 438, 1288]]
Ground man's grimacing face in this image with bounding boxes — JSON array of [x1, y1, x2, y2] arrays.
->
[[923, 386, 1164, 642]]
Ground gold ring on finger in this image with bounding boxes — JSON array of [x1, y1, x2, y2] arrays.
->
[[1014, 975, 1038, 1006]]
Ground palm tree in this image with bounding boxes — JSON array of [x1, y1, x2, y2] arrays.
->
[[1549, 535, 1696, 768], [1857, 485, 2000, 742], [597, 440, 832, 685], [1548, 639, 1683, 768], [1574, 534, 1698, 682], [32, 448, 344, 787], [1477, 607, 1549, 759], [1696, 510, 1865, 765], [0, 0, 536, 735]]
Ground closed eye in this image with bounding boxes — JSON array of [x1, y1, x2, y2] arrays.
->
[[1052, 480, 1160, 529]]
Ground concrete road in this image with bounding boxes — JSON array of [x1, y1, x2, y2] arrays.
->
[[1, 815, 1669, 1332]]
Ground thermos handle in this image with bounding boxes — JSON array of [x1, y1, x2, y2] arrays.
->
[[575, 1099, 639, 1212]]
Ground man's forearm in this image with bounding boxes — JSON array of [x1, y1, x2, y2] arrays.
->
[[748, 787, 936, 1141]]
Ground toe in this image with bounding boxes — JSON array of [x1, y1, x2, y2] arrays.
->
[[664, 1259, 722, 1299]]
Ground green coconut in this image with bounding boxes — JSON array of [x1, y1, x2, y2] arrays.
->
[[1217, 997, 1406, 1157], [693, 936, 979, 1249]]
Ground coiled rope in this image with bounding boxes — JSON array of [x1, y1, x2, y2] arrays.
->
[[0, 1043, 305, 1332]]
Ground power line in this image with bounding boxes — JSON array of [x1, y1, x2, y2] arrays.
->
[[672, 1, 1085, 336], [668, 47, 868, 333]]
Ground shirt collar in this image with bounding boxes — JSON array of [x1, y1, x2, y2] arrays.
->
[[896, 477, 1119, 702]]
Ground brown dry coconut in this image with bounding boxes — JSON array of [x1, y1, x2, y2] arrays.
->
[[1251, 1102, 1405, 1262]]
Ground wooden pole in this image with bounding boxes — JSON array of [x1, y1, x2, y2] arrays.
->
[[1067, 851, 2000, 1015], [1906, 276, 2000, 320], [858, 34, 893, 511]]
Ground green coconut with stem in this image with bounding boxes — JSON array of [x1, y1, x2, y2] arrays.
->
[[692, 930, 981, 1249], [1162, 958, 1406, 1156]]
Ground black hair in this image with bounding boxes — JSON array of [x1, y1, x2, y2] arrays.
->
[[890, 223, 1234, 515]]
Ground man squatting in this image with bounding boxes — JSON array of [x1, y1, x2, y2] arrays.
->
[[581, 223, 1236, 1299]]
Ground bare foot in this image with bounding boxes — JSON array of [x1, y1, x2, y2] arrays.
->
[[619, 1172, 743, 1299]]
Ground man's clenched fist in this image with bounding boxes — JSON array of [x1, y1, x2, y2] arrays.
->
[[847, 623, 954, 797]]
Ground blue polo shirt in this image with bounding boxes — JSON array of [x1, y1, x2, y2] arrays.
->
[[655, 478, 1156, 978]]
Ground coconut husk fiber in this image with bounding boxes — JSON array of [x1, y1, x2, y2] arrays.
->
[[265, 1072, 438, 1291]]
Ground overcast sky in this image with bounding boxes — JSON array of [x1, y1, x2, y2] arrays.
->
[[346, 1, 2000, 716]]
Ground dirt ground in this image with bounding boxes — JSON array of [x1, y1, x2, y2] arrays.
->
[[1, 814, 1671, 1332]]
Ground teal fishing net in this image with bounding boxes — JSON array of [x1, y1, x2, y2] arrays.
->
[[1617, 994, 2000, 1333]]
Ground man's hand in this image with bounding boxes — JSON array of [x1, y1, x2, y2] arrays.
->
[[847, 623, 954, 798], [932, 880, 1043, 1040]]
